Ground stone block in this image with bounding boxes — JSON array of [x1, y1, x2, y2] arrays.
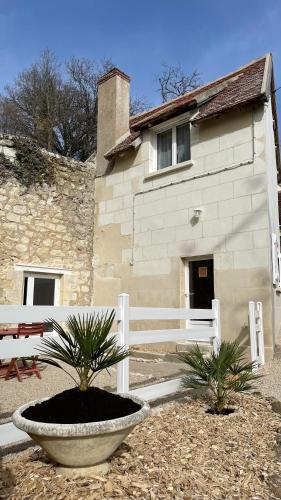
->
[[6, 213, 20, 223], [251, 192, 267, 211], [176, 222, 203, 241], [105, 170, 124, 186], [192, 135, 220, 158], [140, 215, 165, 232], [16, 243, 28, 252], [133, 258, 171, 276], [142, 244, 168, 260], [233, 248, 268, 269], [121, 222, 132, 235], [203, 217, 232, 237], [225, 231, 253, 251], [219, 196, 251, 217], [163, 210, 188, 228], [123, 194, 133, 208], [253, 229, 269, 249], [195, 202, 218, 221], [113, 181, 131, 198], [219, 126, 252, 150], [135, 231, 151, 247], [99, 212, 115, 226], [99, 201, 106, 214], [233, 211, 268, 231], [214, 252, 234, 270], [233, 174, 266, 197], [114, 208, 131, 224], [205, 148, 234, 170], [202, 182, 233, 204], [152, 227, 176, 245], [106, 197, 123, 212], [219, 164, 253, 184], [233, 142, 252, 162], [177, 190, 203, 209], [13, 205, 27, 215]]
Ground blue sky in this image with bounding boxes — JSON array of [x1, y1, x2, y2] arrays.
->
[[0, 0, 280, 114]]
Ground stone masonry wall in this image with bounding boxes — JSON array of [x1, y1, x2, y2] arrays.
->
[[94, 105, 279, 359], [0, 137, 95, 306]]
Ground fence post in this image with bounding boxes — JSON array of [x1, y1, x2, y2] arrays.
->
[[212, 299, 221, 355], [257, 301, 265, 365], [249, 301, 257, 366], [117, 293, 130, 394]]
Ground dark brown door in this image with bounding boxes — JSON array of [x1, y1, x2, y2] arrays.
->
[[189, 259, 214, 309]]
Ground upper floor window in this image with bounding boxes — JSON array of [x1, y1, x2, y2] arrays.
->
[[157, 123, 190, 170]]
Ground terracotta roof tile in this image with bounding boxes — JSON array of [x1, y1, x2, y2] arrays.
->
[[131, 56, 267, 129], [105, 56, 268, 160], [104, 131, 140, 160]]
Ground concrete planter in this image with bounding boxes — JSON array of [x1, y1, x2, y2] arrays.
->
[[13, 393, 150, 467]]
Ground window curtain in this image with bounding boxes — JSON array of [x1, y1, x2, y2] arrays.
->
[[177, 124, 190, 163], [157, 129, 172, 169]]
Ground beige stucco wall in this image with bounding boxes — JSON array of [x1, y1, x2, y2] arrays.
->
[[0, 141, 95, 307], [94, 104, 279, 359]]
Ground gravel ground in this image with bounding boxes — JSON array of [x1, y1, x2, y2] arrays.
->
[[1, 394, 281, 499], [0, 358, 185, 419], [256, 345, 281, 402]]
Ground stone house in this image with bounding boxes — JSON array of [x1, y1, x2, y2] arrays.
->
[[93, 54, 281, 360], [0, 137, 95, 309], [0, 54, 280, 360]]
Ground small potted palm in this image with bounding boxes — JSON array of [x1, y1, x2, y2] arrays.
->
[[13, 311, 150, 469], [178, 341, 261, 415]]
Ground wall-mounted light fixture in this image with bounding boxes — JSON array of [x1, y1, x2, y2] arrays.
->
[[193, 207, 203, 219]]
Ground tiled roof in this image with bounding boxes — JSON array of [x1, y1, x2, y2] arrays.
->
[[104, 131, 141, 160], [106, 55, 269, 160]]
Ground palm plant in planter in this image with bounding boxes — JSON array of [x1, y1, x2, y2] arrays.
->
[[178, 341, 261, 415], [12, 312, 150, 469]]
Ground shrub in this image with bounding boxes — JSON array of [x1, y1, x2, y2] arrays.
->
[[178, 341, 261, 414], [37, 311, 130, 391]]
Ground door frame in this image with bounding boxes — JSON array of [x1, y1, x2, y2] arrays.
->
[[23, 272, 61, 306], [184, 255, 214, 310]]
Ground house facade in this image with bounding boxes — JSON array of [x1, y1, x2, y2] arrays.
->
[[0, 55, 280, 360], [93, 55, 281, 360]]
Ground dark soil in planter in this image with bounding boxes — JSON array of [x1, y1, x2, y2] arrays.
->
[[206, 407, 237, 416], [22, 387, 141, 424]]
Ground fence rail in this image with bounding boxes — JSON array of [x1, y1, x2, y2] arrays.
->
[[0, 294, 221, 447], [116, 293, 221, 397]]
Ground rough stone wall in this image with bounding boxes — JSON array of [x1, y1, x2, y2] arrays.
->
[[0, 137, 95, 306], [93, 105, 279, 359]]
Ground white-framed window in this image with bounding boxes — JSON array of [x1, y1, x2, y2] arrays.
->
[[23, 273, 60, 306], [156, 122, 190, 170]]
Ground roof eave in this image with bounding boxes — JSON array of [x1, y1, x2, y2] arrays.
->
[[130, 99, 198, 131], [191, 94, 268, 125]]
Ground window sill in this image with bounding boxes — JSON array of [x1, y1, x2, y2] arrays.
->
[[144, 160, 193, 181]]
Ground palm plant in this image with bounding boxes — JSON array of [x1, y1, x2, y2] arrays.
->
[[37, 311, 130, 391], [178, 341, 261, 414]]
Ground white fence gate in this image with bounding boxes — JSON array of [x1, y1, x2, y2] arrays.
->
[[249, 301, 265, 368]]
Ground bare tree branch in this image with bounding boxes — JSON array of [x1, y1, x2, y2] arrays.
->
[[156, 63, 201, 102]]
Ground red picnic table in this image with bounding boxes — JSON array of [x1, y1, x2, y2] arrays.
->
[[0, 324, 44, 381], [0, 329, 18, 339]]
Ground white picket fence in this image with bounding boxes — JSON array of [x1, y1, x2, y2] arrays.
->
[[0, 295, 221, 446], [249, 301, 265, 368], [116, 294, 221, 398]]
